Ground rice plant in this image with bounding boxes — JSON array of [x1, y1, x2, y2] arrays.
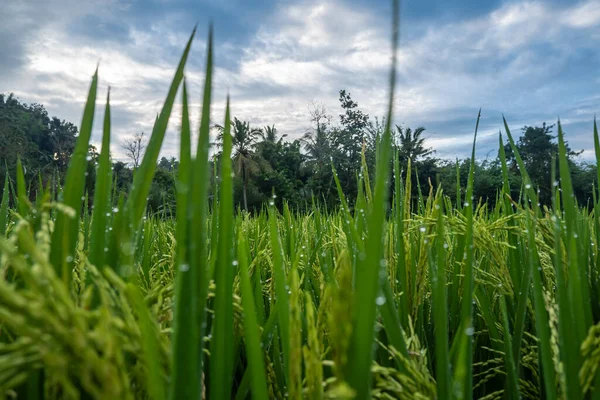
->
[[2, 2, 600, 399]]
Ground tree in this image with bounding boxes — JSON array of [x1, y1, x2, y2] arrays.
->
[[216, 117, 269, 210], [332, 90, 371, 200], [122, 131, 146, 170], [0, 93, 79, 196], [112, 161, 133, 196], [503, 123, 582, 205], [259, 125, 286, 145], [302, 101, 336, 204], [158, 156, 178, 172], [302, 100, 332, 167], [395, 125, 433, 165]]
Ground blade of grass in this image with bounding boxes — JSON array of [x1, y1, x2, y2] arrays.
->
[[393, 152, 408, 330], [169, 79, 200, 400], [0, 174, 9, 235], [430, 196, 451, 399], [499, 296, 520, 400], [88, 89, 113, 271], [268, 201, 290, 385], [209, 98, 235, 399], [238, 230, 269, 400], [125, 284, 166, 400], [124, 28, 195, 226], [452, 109, 480, 400], [188, 29, 213, 397], [523, 189, 557, 400], [345, 1, 398, 396], [49, 69, 97, 284], [16, 158, 28, 219]]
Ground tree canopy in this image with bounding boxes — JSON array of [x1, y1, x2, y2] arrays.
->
[[1, 91, 595, 213]]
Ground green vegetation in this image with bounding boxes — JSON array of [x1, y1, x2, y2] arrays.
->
[[2, 7, 600, 400]]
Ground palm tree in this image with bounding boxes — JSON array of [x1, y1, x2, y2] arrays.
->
[[260, 125, 286, 145], [215, 117, 268, 210], [395, 125, 433, 164]]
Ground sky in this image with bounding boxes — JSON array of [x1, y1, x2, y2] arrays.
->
[[2, 0, 599, 162]]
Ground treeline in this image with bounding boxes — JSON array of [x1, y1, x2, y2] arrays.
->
[[1, 91, 597, 213]]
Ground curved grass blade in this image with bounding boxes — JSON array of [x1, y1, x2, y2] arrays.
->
[[502, 117, 539, 214], [50, 69, 97, 285], [124, 27, 196, 227]]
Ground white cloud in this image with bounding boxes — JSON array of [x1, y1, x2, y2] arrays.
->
[[3, 0, 599, 164]]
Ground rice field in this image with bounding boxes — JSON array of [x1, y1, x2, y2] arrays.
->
[[2, 8, 600, 400]]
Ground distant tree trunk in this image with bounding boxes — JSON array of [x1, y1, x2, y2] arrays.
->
[[242, 182, 248, 211]]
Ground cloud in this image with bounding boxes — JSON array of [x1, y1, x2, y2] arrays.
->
[[2, 0, 599, 164]]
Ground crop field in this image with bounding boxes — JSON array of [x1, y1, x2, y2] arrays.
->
[[2, 8, 600, 400]]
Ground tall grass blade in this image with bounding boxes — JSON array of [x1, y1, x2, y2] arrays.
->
[[0, 174, 9, 235], [169, 80, 200, 400], [346, 1, 398, 397], [124, 28, 195, 228], [238, 231, 269, 399], [209, 98, 235, 399], [126, 284, 166, 400], [188, 25, 213, 397], [452, 109, 479, 400], [49, 69, 97, 285], [88, 89, 112, 271]]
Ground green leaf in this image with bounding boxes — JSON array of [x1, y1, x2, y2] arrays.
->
[[126, 284, 166, 400], [16, 158, 28, 218], [169, 79, 200, 400], [430, 196, 451, 399], [238, 230, 269, 400], [499, 296, 520, 400], [186, 25, 213, 397], [452, 109, 480, 400], [89, 89, 113, 270], [346, 1, 399, 397], [124, 28, 195, 226], [209, 98, 235, 399], [0, 174, 9, 235]]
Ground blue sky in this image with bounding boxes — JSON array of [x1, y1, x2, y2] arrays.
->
[[2, 0, 599, 162]]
